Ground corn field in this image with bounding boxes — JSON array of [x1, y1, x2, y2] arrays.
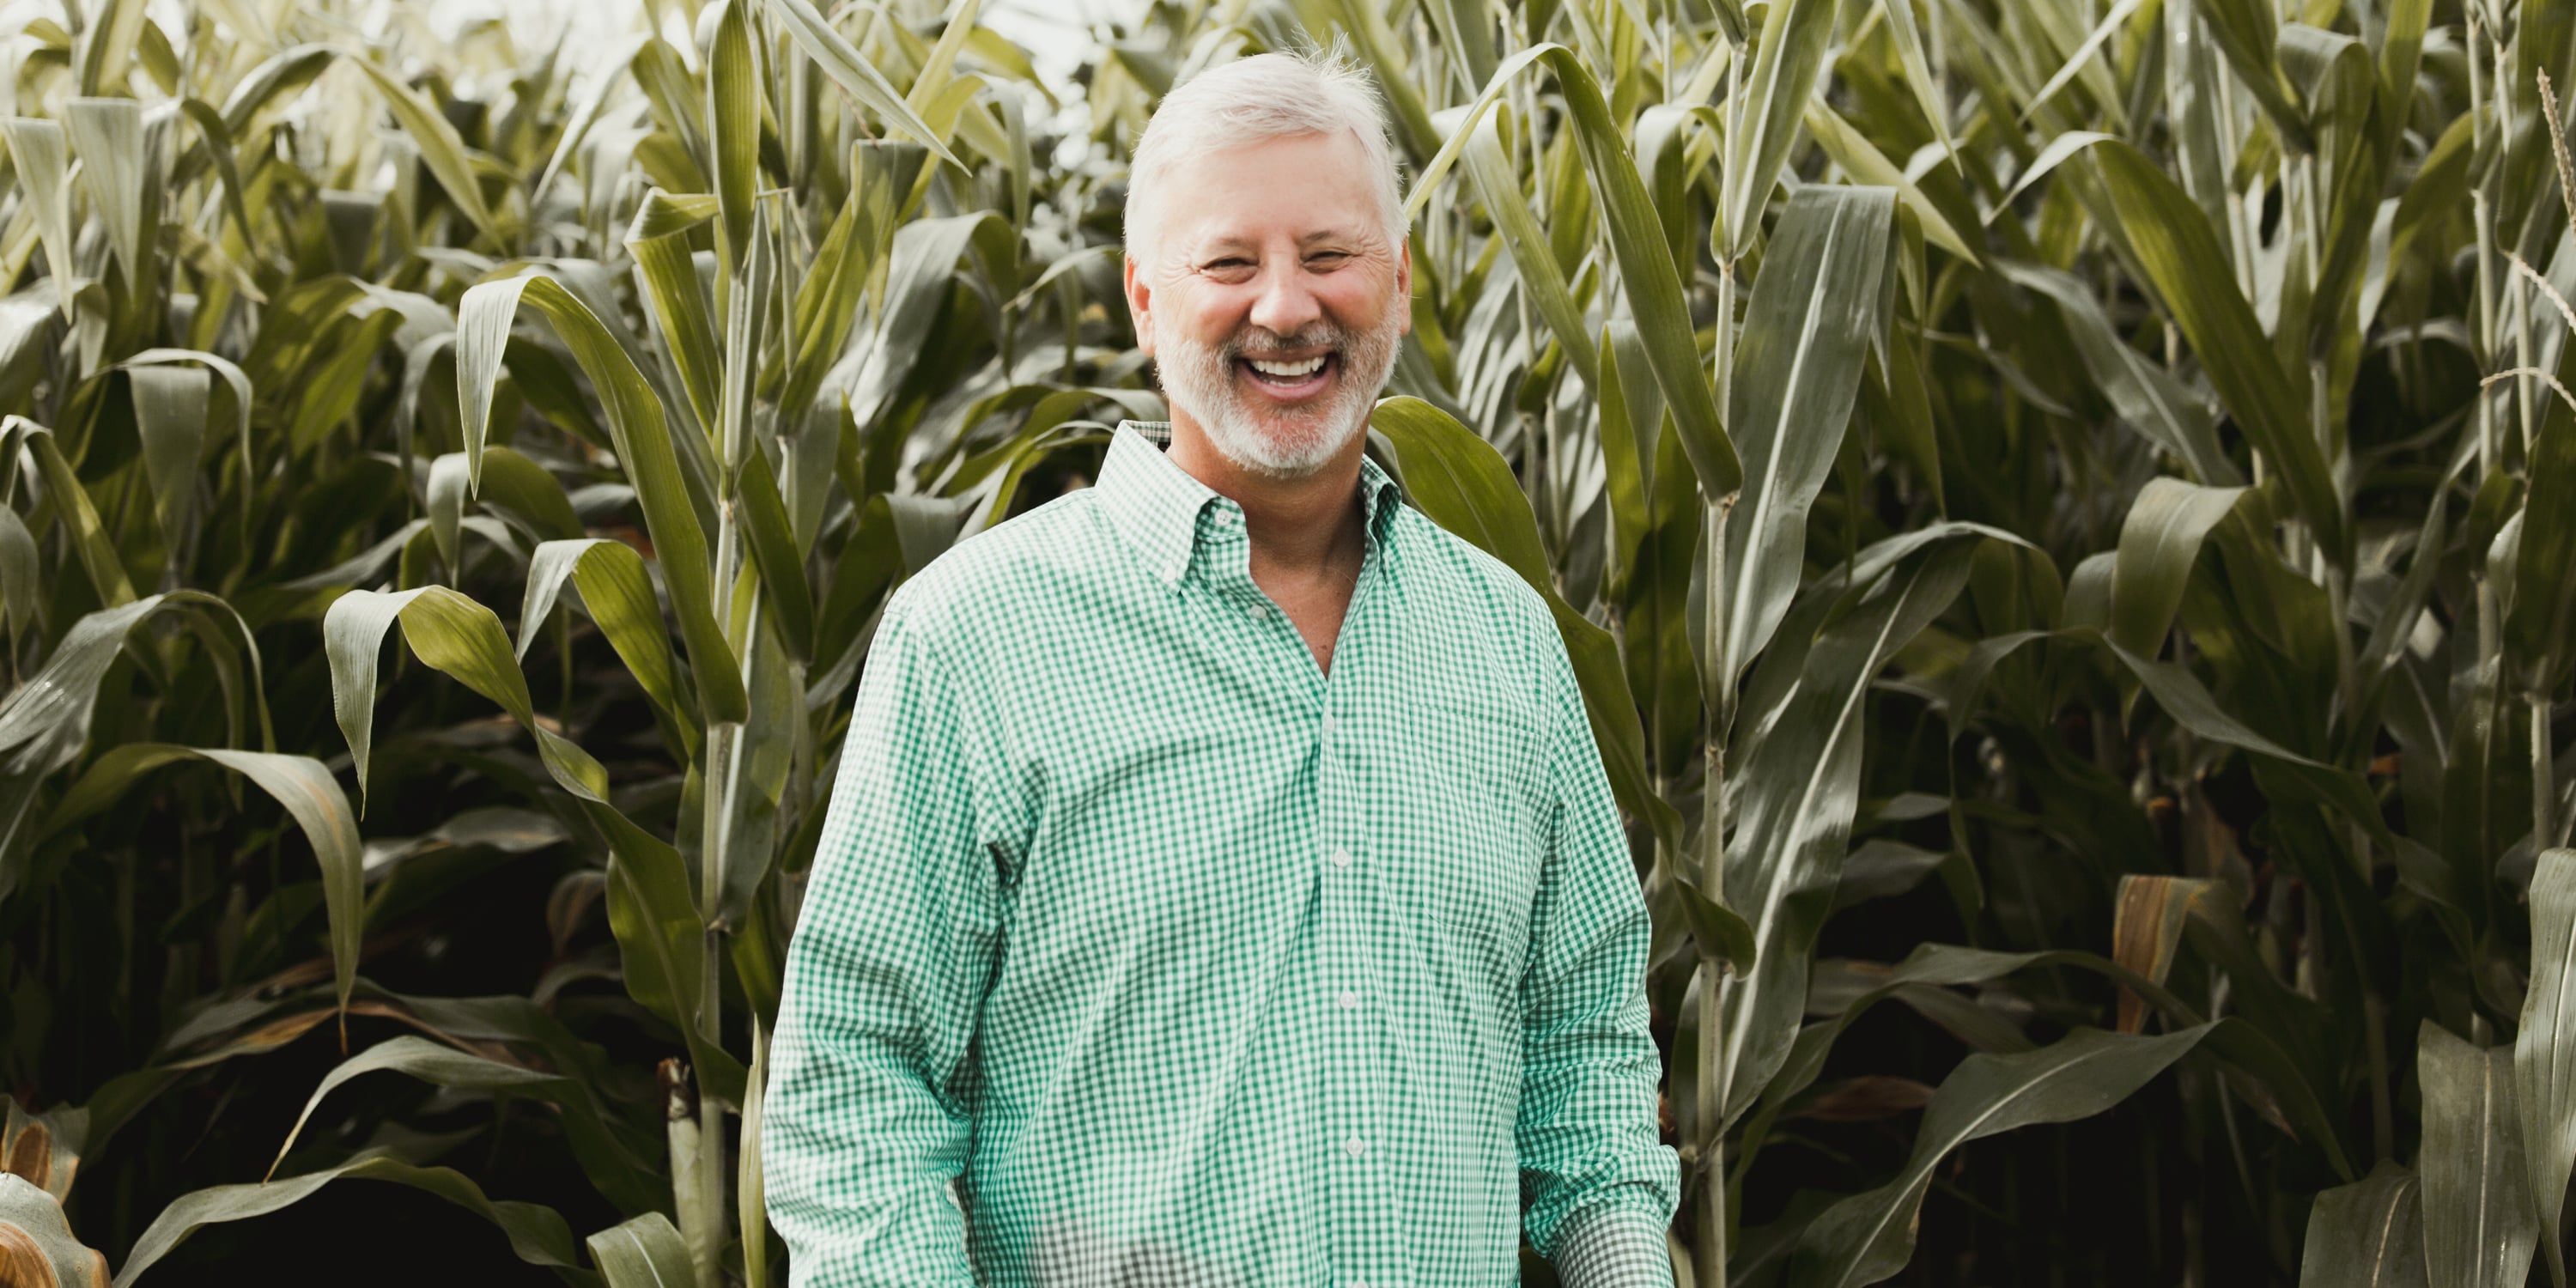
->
[[0, 0, 2567, 1281]]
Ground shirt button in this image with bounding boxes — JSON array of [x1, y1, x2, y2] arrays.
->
[[1338, 991, 1359, 1010], [1321, 713, 1335, 739], [1344, 1134, 1367, 1157], [1327, 848, 1353, 868], [1247, 601, 1268, 620]]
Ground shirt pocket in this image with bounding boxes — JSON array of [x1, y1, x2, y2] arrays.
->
[[1395, 697, 1547, 987]]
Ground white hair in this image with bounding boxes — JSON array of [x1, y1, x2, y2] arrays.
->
[[1123, 46, 1407, 270]]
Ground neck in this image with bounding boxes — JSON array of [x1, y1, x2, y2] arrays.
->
[[1163, 409, 1367, 580]]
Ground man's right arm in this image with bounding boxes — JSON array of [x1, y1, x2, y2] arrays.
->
[[763, 600, 1010, 1286]]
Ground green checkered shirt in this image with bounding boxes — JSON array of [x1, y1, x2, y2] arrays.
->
[[764, 420, 1678, 1286]]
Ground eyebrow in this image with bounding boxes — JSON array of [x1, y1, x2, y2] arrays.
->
[[1193, 228, 1376, 258]]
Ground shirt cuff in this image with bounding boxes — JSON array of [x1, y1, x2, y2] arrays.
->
[[1552, 1206, 1675, 1288]]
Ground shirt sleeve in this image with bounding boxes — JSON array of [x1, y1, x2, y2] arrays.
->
[[1516, 626, 1681, 1287], [763, 598, 1012, 1286]]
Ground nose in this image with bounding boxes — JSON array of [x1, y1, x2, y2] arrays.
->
[[1246, 257, 1322, 339]]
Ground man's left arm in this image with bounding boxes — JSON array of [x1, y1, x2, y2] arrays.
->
[[1515, 629, 1683, 1287]]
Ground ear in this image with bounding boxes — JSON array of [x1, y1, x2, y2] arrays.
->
[[1123, 252, 1155, 358]]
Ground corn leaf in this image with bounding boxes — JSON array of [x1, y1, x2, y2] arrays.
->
[[112, 1151, 591, 1288], [1716, 526, 1982, 1124], [587, 1211, 696, 1288], [2087, 137, 2348, 563], [2297, 1164, 2427, 1288], [1716, 0, 1837, 261], [1720, 185, 1895, 693], [457, 270, 746, 724], [759, 0, 961, 173], [1402, 43, 1738, 495], [2518, 848, 2576, 1288], [1793, 1024, 2218, 1286], [64, 98, 144, 293], [2418, 1020, 2538, 1288], [2107, 477, 2249, 657], [342, 51, 503, 246]]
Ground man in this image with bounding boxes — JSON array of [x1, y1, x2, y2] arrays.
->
[[763, 47, 1679, 1287]]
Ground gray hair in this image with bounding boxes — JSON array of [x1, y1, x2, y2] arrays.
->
[[1123, 46, 1407, 270]]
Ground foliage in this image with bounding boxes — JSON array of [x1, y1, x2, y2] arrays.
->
[[0, 0, 2568, 1284]]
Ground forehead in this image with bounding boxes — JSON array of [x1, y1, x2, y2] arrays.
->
[[1154, 129, 1388, 252]]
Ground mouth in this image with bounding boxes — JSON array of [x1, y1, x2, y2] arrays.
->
[[1235, 350, 1337, 400]]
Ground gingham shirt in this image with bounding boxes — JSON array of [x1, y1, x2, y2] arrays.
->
[[763, 420, 1678, 1286]]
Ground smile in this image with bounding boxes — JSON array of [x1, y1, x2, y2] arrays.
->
[[1237, 351, 1336, 395]]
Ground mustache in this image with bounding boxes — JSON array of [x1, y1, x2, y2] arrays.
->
[[1219, 323, 1347, 361]]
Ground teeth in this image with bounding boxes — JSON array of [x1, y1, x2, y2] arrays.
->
[[1248, 355, 1327, 378]]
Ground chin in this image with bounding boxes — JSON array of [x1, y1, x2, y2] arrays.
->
[[1201, 406, 1366, 477]]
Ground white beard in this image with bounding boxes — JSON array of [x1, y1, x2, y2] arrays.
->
[[1154, 298, 1405, 478]]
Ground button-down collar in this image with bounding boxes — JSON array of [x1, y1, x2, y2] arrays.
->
[[1092, 419, 1404, 590]]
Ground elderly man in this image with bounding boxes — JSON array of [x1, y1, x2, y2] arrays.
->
[[762, 47, 1679, 1287]]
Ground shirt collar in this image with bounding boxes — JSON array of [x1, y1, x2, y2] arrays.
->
[[1094, 420, 1403, 590]]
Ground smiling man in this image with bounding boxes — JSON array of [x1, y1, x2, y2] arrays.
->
[[762, 47, 1679, 1288]]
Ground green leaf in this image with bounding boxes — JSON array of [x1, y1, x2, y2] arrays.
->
[[772, 141, 921, 425], [125, 361, 209, 552], [260, 1035, 657, 1218], [1402, 44, 1737, 496], [1877, 0, 1957, 169], [2416, 1020, 2538, 1288], [847, 211, 1011, 432], [1720, 185, 1896, 693], [473, 446, 586, 544], [113, 1151, 593, 1288], [1716, 527, 1981, 1124], [760, 0, 962, 172], [119, 349, 256, 544], [457, 270, 746, 724], [707, 0, 759, 264], [2506, 334, 2576, 697], [1716, 0, 1838, 261], [1369, 396, 1683, 853], [3, 118, 80, 313], [1671, 874, 1758, 975], [2297, 1164, 2427, 1288], [603, 824, 747, 1110], [64, 98, 145, 292], [0, 504, 37, 642], [2189, 0, 2312, 153], [324, 586, 611, 811], [623, 190, 726, 440], [521, 538, 698, 760], [1991, 261, 2240, 486], [13, 417, 135, 607], [342, 50, 503, 245], [0, 593, 264, 900], [1800, 100, 1981, 266], [2087, 138, 2347, 562], [75, 0, 149, 96], [1794, 1025, 2217, 1285], [587, 1212, 698, 1288], [2107, 477, 2249, 657], [2517, 848, 2576, 1287], [1755, 943, 2349, 1181], [1455, 105, 1596, 390]]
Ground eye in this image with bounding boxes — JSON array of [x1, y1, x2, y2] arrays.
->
[[1306, 251, 1351, 267]]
